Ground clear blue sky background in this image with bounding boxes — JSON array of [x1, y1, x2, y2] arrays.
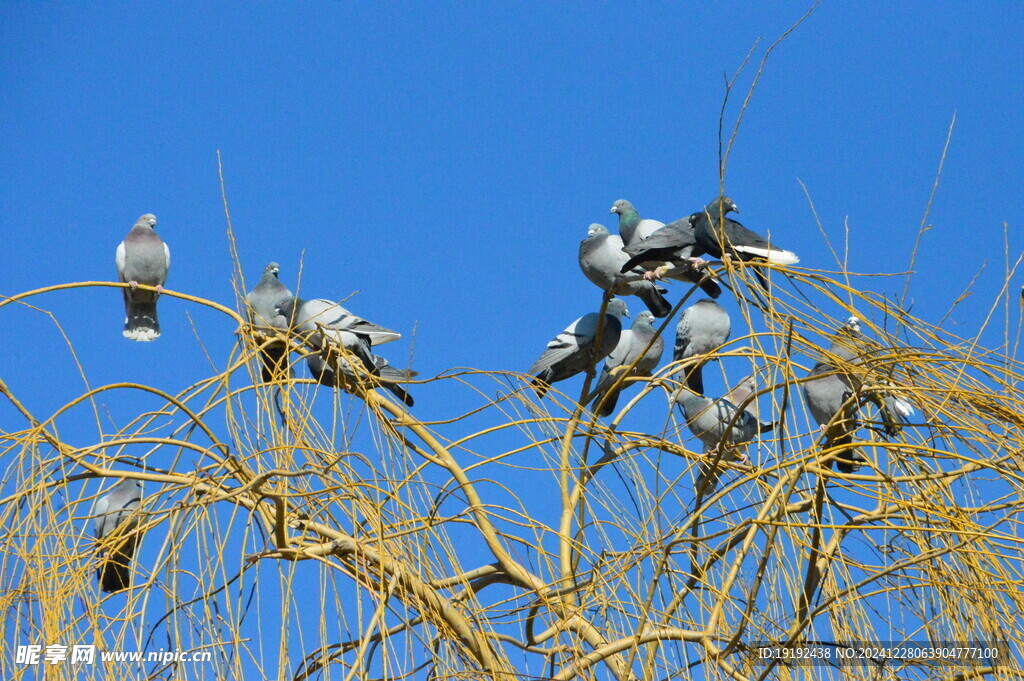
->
[[1, 2, 1022, 678]]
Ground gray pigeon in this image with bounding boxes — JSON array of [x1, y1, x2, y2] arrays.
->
[[674, 299, 731, 395], [529, 298, 628, 397], [804, 359, 863, 473], [724, 373, 760, 420], [619, 217, 723, 298], [804, 316, 915, 473], [674, 386, 773, 496], [277, 296, 404, 386], [803, 317, 873, 473], [116, 214, 170, 341], [587, 310, 665, 416], [306, 352, 416, 406], [579, 224, 672, 318], [93, 478, 143, 593], [691, 196, 799, 290], [610, 199, 665, 249], [246, 262, 293, 382]]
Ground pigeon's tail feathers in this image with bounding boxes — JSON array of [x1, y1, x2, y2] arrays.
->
[[685, 364, 705, 395], [735, 245, 800, 265], [259, 343, 293, 383], [531, 374, 551, 397], [383, 383, 414, 407], [97, 534, 137, 593], [830, 432, 867, 474], [123, 301, 161, 341], [587, 378, 621, 417], [640, 287, 672, 318], [699, 278, 723, 299]]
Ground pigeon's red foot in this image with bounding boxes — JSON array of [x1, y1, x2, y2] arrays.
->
[[643, 265, 669, 281], [155, 285, 165, 294], [128, 280, 139, 290], [689, 257, 708, 269]]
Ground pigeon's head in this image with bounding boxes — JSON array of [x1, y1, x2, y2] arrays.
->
[[264, 262, 281, 277], [137, 213, 157, 228], [607, 297, 629, 319], [706, 196, 739, 215], [610, 199, 635, 216], [636, 310, 656, 325], [274, 297, 301, 322], [587, 223, 609, 238], [843, 316, 862, 335]]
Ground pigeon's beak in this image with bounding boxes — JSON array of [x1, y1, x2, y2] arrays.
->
[[731, 204, 740, 214], [610, 206, 618, 214]]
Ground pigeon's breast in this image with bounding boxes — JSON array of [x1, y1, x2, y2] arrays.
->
[[123, 233, 168, 286]]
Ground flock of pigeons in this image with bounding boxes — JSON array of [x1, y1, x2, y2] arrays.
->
[[92, 198, 911, 593]]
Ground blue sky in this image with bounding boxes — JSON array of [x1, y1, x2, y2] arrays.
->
[[1, 2, 1022, 678]]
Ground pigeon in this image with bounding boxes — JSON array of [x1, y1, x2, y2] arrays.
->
[[277, 296, 403, 382], [803, 317, 876, 473], [93, 478, 143, 593], [674, 386, 773, 496], [610, 199, 665, 249], [803, 358, 864, 473], [306, 352, 416, 406], [619, 217, 723, 298], [674, 299, 731, 395], [825, 316, 915, 433], [116, 214, 169, 341], [246, 262, 293, 382], [529, 298, 628, 397], [691, 196, 799, 290], [579, 224, 672, 318], [587, 310, 665, 417], [724, 373, 761, 419]]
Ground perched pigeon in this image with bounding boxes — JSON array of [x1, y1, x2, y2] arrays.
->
[[610, 199, 665, 249], [724, 373, 759, 416], [806, 316, 916, 472], [529, 298, 628, 397], [691, 196, 799, 290], [803, 358, 864, 473], [93, 478, 143, 593], [674, 299, 731, 395], [116, 214, 169, 341], [246, 262, 293, 382], [587, 310, 665, 416], [674, 386, 773, 496], [803, 317, 877, 473], [579, 224, 672, 318], [619, 217, 723, 298], [277, 296, 403, 382], [306, 352, 416, 406]]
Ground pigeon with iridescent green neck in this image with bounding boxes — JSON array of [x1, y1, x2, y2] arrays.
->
[[611, 199, 666, 249]]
